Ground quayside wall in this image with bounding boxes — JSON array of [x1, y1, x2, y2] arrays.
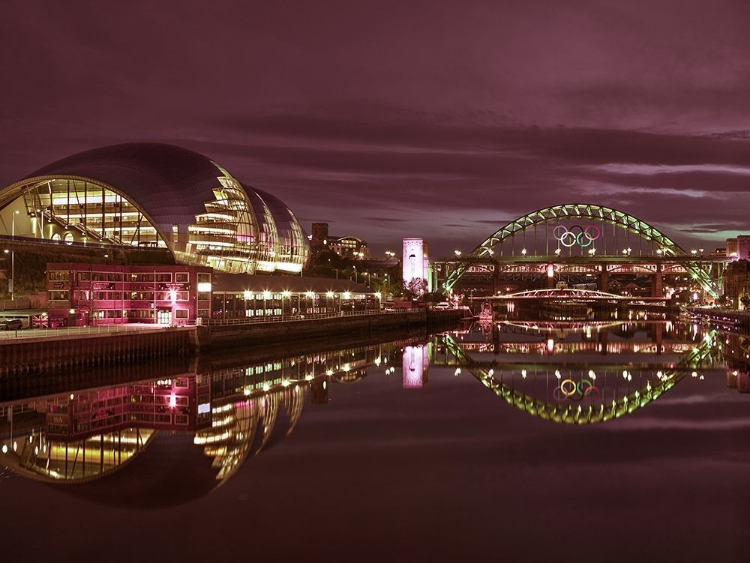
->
[[0, 310, 466, 377], [197, 309, 463, 351], [0, 329, 193, 377], [688, 309, 750, 329]]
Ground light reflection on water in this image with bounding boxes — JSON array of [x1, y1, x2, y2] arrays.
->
[[0, 320, 746, 492], [0, 319, 748, 560]]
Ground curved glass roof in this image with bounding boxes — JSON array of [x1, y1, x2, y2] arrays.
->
[[0, 143, 309, 274]]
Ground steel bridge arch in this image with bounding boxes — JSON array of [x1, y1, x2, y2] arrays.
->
[[443, 203, 718, 297]]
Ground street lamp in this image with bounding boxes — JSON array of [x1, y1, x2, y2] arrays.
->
[[454, 250, 462, 258], [8, 210, 19, 300]]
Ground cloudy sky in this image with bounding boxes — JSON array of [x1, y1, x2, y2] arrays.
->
[[2, 0, 749, 256]]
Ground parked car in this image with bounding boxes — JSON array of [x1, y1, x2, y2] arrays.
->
[[0, 319, 24, 330]]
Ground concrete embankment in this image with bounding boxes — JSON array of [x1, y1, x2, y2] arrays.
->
[[688, 309, 750, 330], [0, 310, 466, 376], [0, 329, 193, 377], [197, 309, 464, 351]]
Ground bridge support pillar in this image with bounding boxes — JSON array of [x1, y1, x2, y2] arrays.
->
[[493, 264, 501, 294], [599, 269, 608, 292], [653, 264, 663, 298]]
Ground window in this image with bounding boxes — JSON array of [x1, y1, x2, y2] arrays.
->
[[175, 309, 188, 319], [176, 273, 189, 283], [48, 271, 69, 281]]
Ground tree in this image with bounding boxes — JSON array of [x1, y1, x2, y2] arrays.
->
[[740, 293, 750, 310], [716, 294, 729, 308], [404, 277, 427, 299]]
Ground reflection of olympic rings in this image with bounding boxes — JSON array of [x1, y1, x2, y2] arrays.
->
[[553, 378, 600, 403], [560, 379, 577, 395], [553, 225, 600, 248]]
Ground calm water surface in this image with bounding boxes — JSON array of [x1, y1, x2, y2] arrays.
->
[[1, 318, 748, 563]]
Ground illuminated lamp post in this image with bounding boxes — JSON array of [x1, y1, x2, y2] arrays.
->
[[167, 283, 181, 325], [7, 210, 19, 300]]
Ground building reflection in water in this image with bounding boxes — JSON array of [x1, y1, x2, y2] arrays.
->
[[0, 340, 404, 507], [402, 344, 429, 388], [0, 320, 747, 505]]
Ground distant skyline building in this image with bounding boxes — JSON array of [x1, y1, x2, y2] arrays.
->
[[726, 235, 750, 261], [309, 222, 369, 260]]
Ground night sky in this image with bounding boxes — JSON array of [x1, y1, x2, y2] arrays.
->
[[2, 0, 749, 256]]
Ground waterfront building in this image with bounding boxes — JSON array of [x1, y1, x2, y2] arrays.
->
[[210, 273, 379, 319], [45, 263, 212, 326], [45, 263, 380, 325], [722, 259, 750, 308], [0, 143, 309, 275]]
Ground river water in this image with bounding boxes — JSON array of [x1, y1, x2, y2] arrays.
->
[[1, 317, 748, 562]]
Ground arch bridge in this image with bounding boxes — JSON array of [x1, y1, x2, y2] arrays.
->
[[440, 204, 723, 298]]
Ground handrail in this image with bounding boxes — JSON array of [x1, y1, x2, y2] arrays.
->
[[0, 309, 433, 341]]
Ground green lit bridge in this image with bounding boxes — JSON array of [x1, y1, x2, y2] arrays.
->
[[435, 204, 726, 299]]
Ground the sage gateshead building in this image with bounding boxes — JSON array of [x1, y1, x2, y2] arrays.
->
[[0, 143, 309, 274]]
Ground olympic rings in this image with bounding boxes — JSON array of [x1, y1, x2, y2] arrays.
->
[[552, 378, 601, 403], [584, 386, 601, 400], [553, 224, 600, 249]]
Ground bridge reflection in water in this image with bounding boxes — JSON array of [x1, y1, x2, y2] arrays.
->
[[0, 321, 746, 505], [436, 325, 719, 424]]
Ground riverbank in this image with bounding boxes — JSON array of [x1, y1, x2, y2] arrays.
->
[[686, 308, 750, 330], [0, 309, 467, 376]]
